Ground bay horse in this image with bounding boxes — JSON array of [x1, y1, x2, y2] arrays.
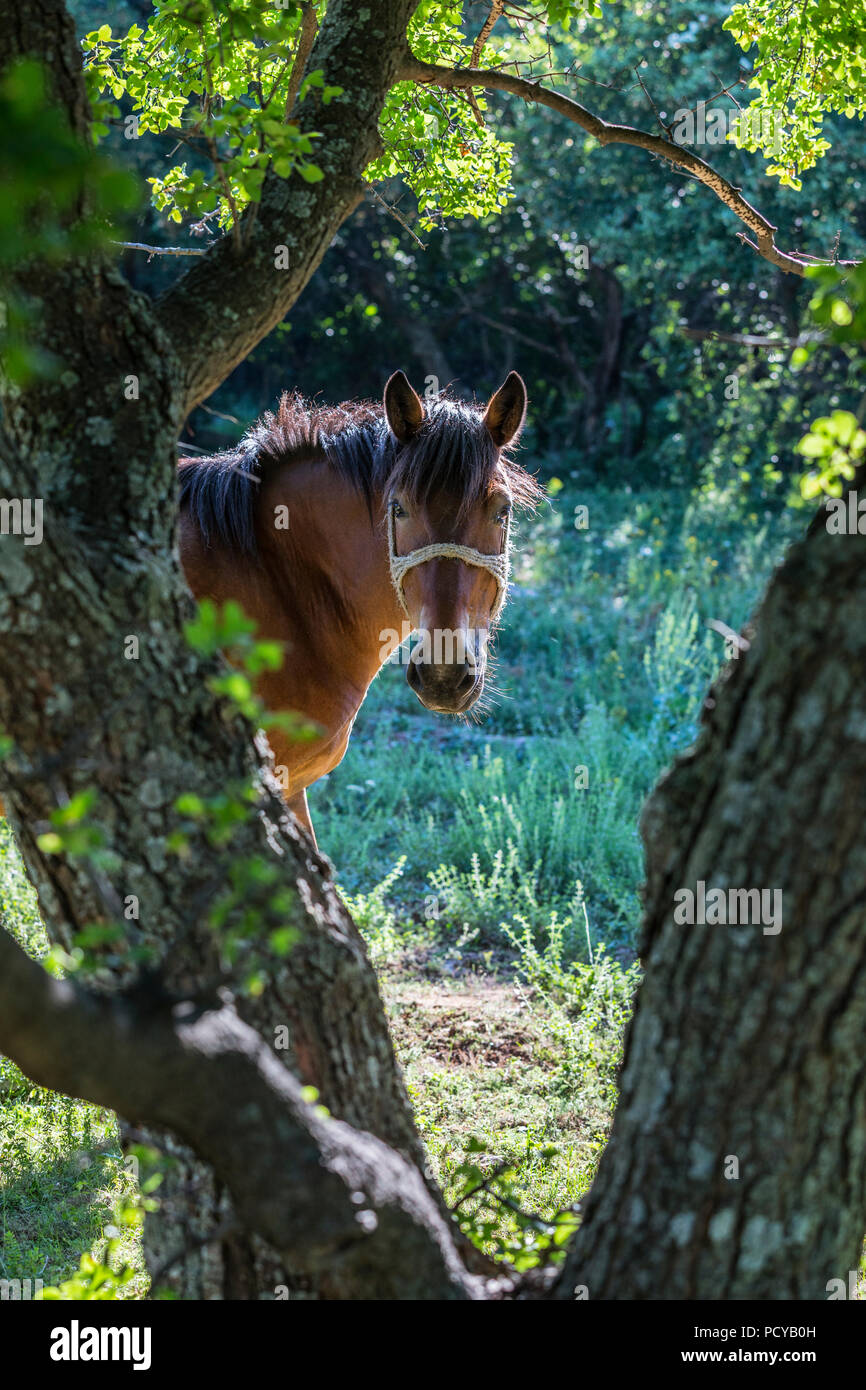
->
[[178, 371, 541, 844]]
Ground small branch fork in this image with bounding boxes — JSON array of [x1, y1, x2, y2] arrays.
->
[[399, 52, 860, 277], [368, 185, 427, 247]]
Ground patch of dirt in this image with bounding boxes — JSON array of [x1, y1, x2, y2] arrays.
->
[[384, 976, 556, 1069]]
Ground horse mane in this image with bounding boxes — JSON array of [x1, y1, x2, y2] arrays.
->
[[178, 388, 543, 555]]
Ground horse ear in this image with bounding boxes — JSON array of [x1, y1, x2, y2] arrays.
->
[[383, 370, 425, 444], [483, 372, 527, 448]]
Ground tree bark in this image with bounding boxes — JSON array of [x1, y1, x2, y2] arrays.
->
[[552, 506, 866, 1298], [0, 926, 484, 1299]]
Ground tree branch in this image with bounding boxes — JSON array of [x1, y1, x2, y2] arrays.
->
[[467, 0, 504, 126], [679, 326, 820, 348], [114, 241, 208, 258], [399, 54, 859, 278], [0, 925, 492, 1300], [284, 1, 319, 121], [156, 0, 420, 415]]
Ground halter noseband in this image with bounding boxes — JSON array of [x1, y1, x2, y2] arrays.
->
[[386, 502, 511, 625]]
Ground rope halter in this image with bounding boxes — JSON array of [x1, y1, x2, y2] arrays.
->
[[387, 501, 511, 626]]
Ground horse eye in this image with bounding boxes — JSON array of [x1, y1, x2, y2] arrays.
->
[[498, 505, 512, 524], [391, 499, 407, 519]]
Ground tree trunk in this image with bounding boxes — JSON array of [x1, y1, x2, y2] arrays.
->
[[554, 505, 866, 1298], [0, 0, 436, 1300]]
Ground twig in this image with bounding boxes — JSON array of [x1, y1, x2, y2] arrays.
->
[[197, 402, 242, 425], [708, 619, 751, 654], [113, 242, 208, 258], [680, 326, 823, 348], [634, 63, 671, 138], [710, 70, 747, 112], [207, 133, 242, 252], [452, 1158, 512, 1210], [367, 186, 427, 248]]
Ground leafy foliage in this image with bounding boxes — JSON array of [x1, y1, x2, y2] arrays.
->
[[83, 2, 338, 232], [81, 1, 624, 234], [797, 408, 866, 498], [725, 0, 866, 186], [792, 257, 866, 497], [183, 597, 318, 738], [369, 0, 516, 227]]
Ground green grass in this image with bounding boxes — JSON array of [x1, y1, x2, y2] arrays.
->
[[0, 822, 145, 1298], [0, 476, 802, 1290], [381, 923, 640, 1266]]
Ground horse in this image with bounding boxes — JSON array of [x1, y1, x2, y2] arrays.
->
[[178, 370, 541, 845]]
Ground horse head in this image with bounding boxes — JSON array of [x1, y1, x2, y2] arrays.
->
[[383, 370, 529, 715]]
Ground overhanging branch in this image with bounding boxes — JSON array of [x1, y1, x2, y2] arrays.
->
[[400, 55, 859, 278]]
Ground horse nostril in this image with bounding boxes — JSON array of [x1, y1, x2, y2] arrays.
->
[[405, 657, 484, 712]]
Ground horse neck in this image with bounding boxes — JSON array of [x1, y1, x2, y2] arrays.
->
[[259, 456, 405, 687]]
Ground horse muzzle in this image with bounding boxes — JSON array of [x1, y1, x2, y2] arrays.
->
[[406, 658, 484, 714]]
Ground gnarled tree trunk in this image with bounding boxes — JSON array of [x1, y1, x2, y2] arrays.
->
[[554, 506, 866, 1298], [0, 0, 433, 1300]]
